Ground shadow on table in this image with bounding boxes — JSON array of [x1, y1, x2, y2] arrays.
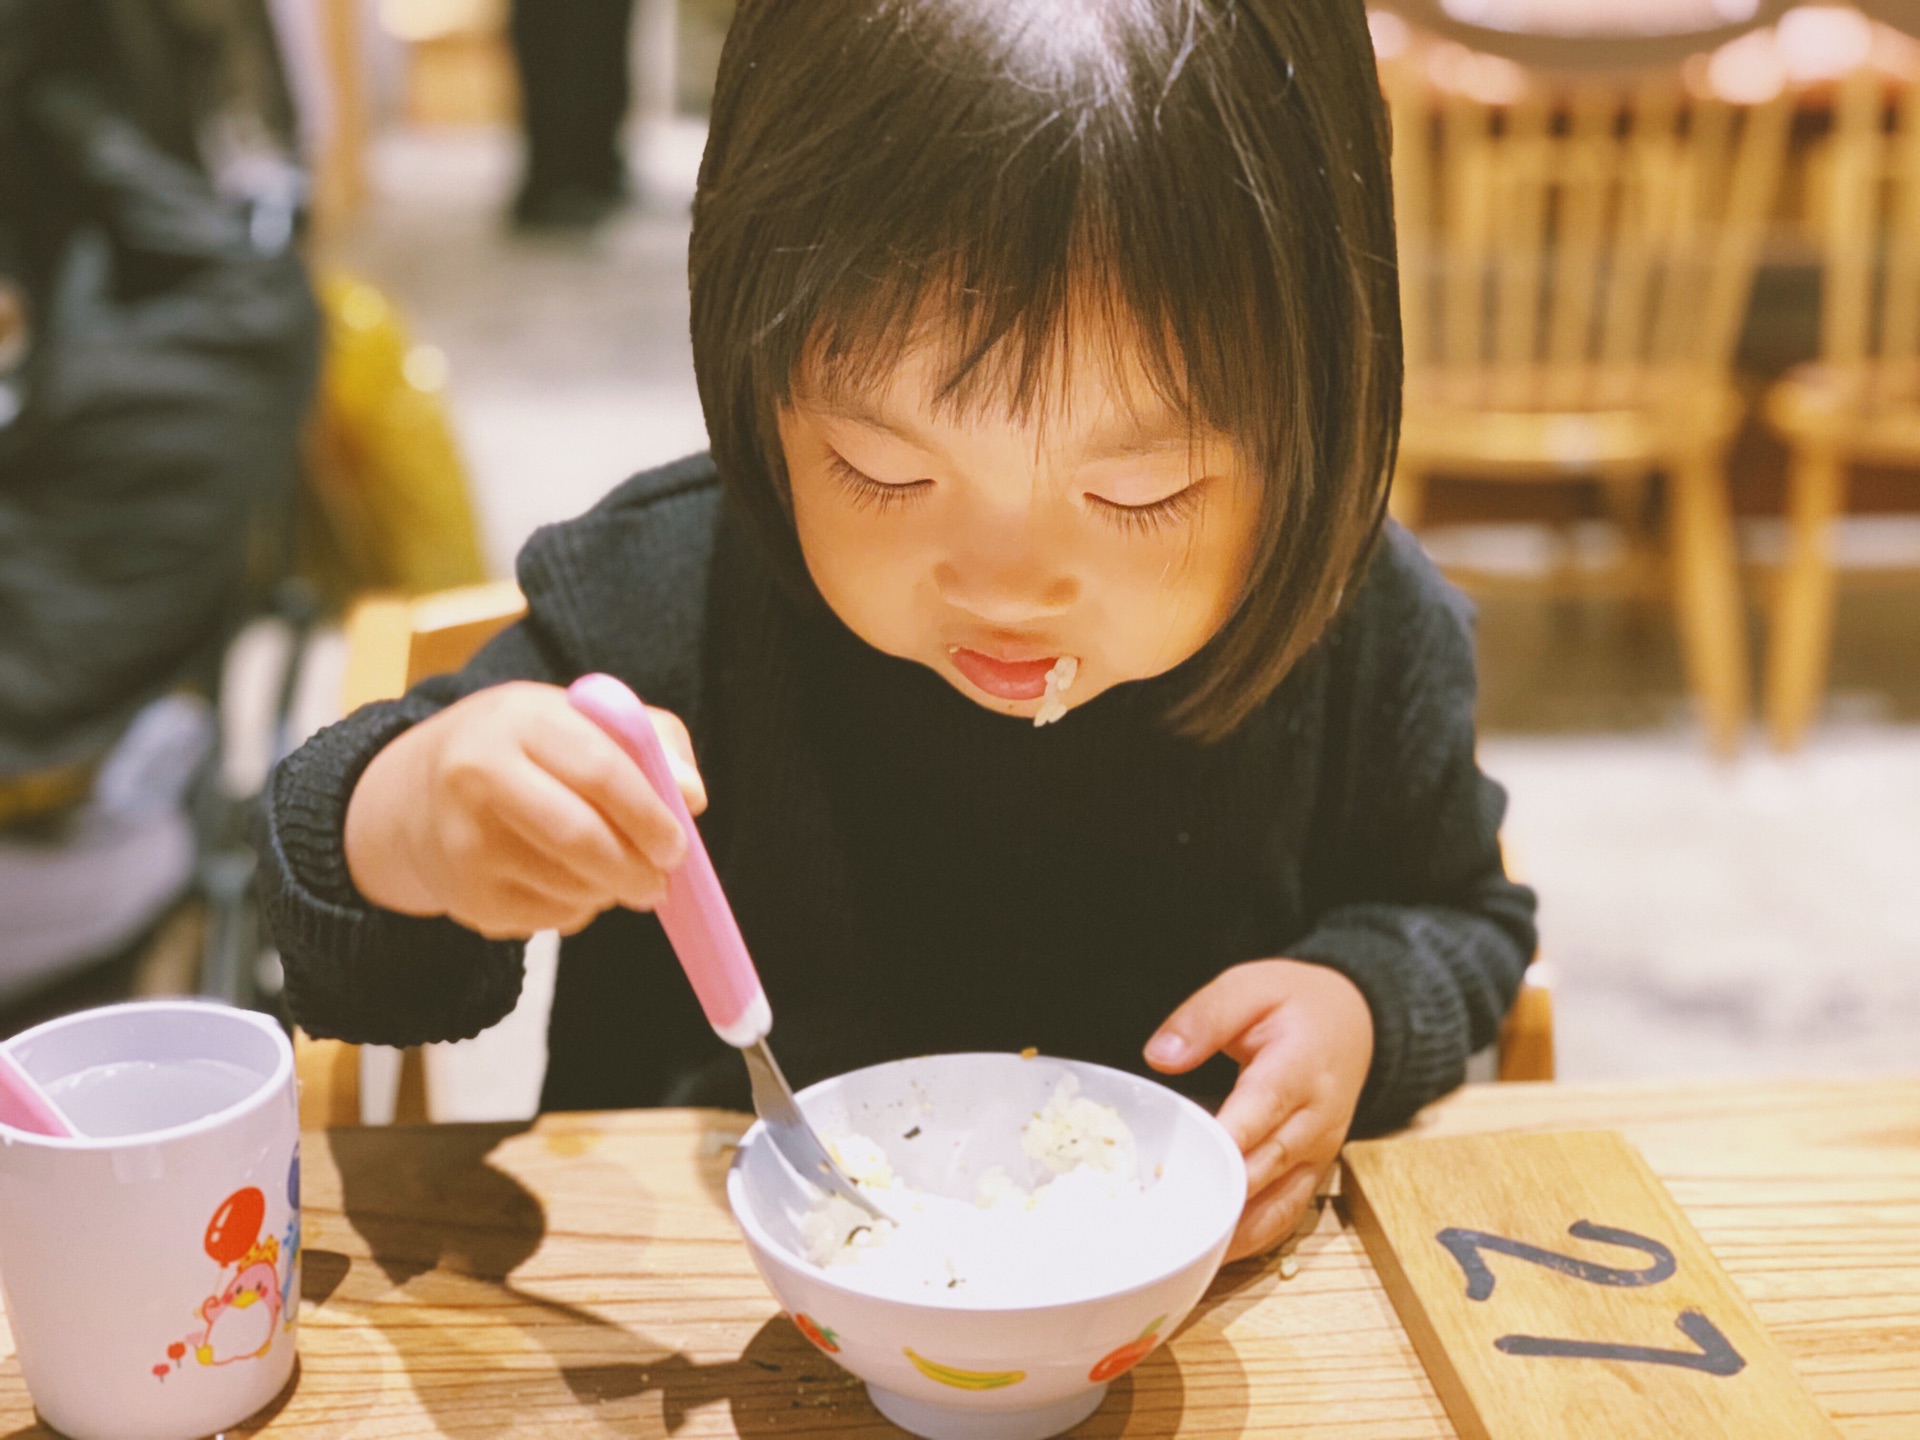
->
[[566, 1314, 1239, 1439], [323, 1122, 900, 1436], [320, 1122, 1253, 1438]]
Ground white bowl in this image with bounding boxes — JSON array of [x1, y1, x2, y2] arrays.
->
[[726, 1053, 1245, 1440]]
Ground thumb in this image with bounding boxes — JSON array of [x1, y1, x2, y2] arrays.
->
[[647, 706, 708, 815], [1145, 964, 1272, 1075]]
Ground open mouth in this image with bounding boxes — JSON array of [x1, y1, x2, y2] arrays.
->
[[948, 648, 1060, 701]]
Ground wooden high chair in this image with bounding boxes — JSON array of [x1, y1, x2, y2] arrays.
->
[[295, 582, 1556, 1129], [1764, 59, 1920, 749], [1382, 51, 1793, 755]]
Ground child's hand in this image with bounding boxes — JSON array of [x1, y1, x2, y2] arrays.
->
[[343, 681, 707, 939], [1145, 960, 1373, 1262]]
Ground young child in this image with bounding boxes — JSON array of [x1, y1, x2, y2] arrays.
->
[[261, 0, 1536, 1262]]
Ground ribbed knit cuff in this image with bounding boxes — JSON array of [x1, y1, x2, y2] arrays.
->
[[1287, 906, 1471, 1137], [268, 702, 419, 911], [256, 702, 527, 1048]]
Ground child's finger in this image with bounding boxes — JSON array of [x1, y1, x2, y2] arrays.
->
[[646, 706, 709, 815], [482, 802, 663, 912], [1143, 963, 1275, 1075], [484, 755, 653, 890], [456, 878, 599, 941], [1242, 1105, 1347, 1205], [1214, 1041, 1306, 1154], [1225, 1164, 1320, 1263], [1240, 1122, 1296, 1197], [525, 718, 688, 870]]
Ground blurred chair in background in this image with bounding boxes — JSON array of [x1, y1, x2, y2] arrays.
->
[[1764, 45, 1920, 749], [1382, 44, 1793, 755]]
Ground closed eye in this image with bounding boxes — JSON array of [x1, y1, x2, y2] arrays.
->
[[826, 452, 932, 513], [1086, 481, 1207, 537]]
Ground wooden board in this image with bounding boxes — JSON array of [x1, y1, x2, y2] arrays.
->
[[1344, 1129, 1844, 1440]]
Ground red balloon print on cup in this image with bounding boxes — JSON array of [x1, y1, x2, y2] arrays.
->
[[204, 1188, 265, 1266]]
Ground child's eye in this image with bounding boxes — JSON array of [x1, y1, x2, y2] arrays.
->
[[1086, 482, 1207, 537], [826, 452, 932, 513]]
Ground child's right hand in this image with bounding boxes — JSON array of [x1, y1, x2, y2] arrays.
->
[[343, 681, 707, 939]]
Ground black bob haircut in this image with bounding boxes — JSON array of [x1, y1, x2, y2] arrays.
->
[[690, 0, 1400, 742]]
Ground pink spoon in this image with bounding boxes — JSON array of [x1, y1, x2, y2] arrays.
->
[[567, 674, 886, 1219], [0, 1046, 76, 1138]]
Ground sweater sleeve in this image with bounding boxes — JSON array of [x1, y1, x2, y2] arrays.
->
[[255, 617, 567, 1047], [1286, 528, 1538, 1137]]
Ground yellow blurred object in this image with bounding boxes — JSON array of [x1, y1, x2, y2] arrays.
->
[[302, 275, 489, 601]]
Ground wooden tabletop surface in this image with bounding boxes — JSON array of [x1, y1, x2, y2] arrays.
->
[[3, 1079, 1916, 1438]]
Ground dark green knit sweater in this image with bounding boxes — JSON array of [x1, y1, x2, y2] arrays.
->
[[258, 453, 1535, 1135]]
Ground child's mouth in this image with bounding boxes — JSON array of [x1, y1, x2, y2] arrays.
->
[[948, 647, 1060, 701]]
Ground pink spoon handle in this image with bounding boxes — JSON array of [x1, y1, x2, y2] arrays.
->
[[566, 674, 771, 1048], [0, 1047, 76, 1138]]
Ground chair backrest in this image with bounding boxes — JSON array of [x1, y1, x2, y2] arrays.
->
[[1384, 53, 1791, 413], [1815, 63, 1920, 383], [296, 579, 528, 1131], [341, 578, 529, 713]]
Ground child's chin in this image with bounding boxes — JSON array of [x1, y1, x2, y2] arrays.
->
[[938, 669, 1044, 717]]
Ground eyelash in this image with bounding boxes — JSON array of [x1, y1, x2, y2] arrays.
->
[[826, 453, 932, 513], [825, 451, 1205, 536], [1088, 484, 1207, 537]]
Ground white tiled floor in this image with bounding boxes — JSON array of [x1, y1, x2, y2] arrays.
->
[[330, 124, 1920, 1117]]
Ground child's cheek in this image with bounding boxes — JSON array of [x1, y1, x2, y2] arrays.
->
[[1097, 523, 1250, 680], [793, 497, 930, 656]]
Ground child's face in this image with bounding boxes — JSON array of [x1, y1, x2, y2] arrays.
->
[[779, 337, 1261, 722]]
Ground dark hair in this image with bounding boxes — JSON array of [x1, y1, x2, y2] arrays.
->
[[690, 0, 1400, 741]]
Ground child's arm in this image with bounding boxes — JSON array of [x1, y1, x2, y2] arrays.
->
[[1148, 525, 1537, 1259], [256, 616, 701, 1049]]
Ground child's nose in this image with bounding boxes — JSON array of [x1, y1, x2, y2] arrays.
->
[[933, 554, 1077, 625]]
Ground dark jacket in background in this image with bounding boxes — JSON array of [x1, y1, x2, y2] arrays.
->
[[0, 0, 318, 782]]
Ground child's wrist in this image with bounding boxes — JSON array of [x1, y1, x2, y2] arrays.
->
[[343, 734, 440, 916]]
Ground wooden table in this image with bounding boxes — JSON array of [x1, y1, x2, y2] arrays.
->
[[3, 1081, 1916, 1437]]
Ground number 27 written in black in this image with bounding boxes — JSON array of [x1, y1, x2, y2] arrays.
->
[[1433, 1220, 1746, 1377]]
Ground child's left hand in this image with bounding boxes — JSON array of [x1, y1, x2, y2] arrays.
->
[[1144, 960, 1374, 1262]]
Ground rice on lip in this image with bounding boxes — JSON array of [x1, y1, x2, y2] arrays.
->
[[1033, 655, 1079, 727], [799, 1076, 1188, 1305]]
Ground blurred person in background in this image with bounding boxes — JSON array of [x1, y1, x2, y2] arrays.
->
[[0, 0, 317, 1010], [508, 0, 637, 229]]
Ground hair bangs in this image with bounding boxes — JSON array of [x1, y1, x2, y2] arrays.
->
[[799, 231, 1201, 444]]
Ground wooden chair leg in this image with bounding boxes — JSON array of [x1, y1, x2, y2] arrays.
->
[[1497, 963, 1555, 1083], [1764, 445, 1846, 752], [395, 1047, 431, 1124], [295, 1031, 362, 1129], [1668, 453, 1751, 756]]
